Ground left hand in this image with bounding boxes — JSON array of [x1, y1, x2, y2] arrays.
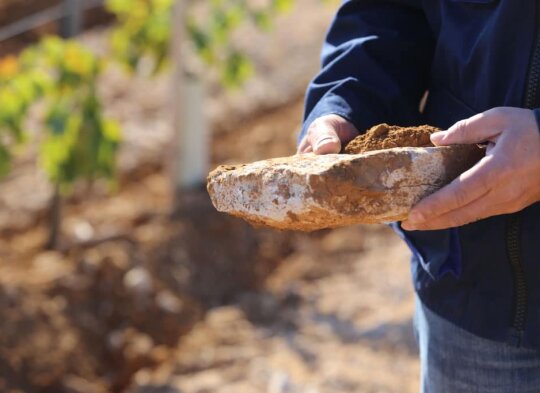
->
[[401, 107, 540, 231]]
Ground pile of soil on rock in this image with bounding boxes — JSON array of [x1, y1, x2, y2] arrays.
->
[[344, 124, 440, 154]]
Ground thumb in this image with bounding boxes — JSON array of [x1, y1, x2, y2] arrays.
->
[[309, 122, 342, 154], [431, 111, 502, 146]]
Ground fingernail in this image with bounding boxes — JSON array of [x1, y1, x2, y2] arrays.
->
[[430, 132, 445, 144], [315, 137, 337, 151], [401, 221, 415, 231], [408, 211, 425, 223]]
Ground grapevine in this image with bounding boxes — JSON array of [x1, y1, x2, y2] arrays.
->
[[0, 0, 300, 249]]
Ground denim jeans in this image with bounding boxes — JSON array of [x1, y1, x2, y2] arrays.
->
[[414, 298, 540, 393]]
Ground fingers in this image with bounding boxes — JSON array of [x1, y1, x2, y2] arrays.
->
[[297, 114, 359, 155], [431, 108, 508, 146], [297, 118, 340, 154], [308, 118, 342, 154], [402, 192, 507, 231], [297, 135, 311, 153], [297, 127, 340, 154], [404, 156, 498, 227], [313, 130, 342, 154], [401, 107, 540, 230]]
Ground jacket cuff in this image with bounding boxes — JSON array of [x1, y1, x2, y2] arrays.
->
[[533, 108, 540, 134]]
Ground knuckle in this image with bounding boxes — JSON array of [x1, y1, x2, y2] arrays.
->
[[450, 188, 470, 209], [316, 119, 337, 135], [485, 106, 513, 126], [309, 116, 329, 130], [451, 120, 468, 138], [307, 122, 325, 140], [319, 114, 343, 129], [485, 107, 505, 117], [307, 119, 322, 133], [485, 106, 510, 120]]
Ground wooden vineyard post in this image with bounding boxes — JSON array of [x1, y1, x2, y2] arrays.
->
[[178, 74, 210, 187], [61, 0, 83, 38], [170, 0, 210, 203], [46, 0, 84, 249]]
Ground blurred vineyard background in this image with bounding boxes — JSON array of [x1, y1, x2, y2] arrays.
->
[[0, 1, 417, 392]]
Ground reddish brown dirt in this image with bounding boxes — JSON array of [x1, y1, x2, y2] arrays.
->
[[344, 124, 440, 154]]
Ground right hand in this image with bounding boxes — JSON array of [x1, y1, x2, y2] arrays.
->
[[297, 114, 359, 154]]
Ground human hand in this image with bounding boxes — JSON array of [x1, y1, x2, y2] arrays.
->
[[297, 114, 359, 154], [402, 107, 540, 231]]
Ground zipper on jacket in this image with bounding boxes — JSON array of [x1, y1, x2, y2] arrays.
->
[[505, 2, 540, 347], [525, 5, 540, 109], [505, 214, 527, 346]]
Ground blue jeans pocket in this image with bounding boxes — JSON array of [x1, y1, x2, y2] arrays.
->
[[392, 223, 463, 281]]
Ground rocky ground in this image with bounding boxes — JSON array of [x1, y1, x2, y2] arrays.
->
[[0, 1, 419, 392], [128, 223, 418, 393]]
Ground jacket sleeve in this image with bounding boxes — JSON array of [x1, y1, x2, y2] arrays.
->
[[534, 109, 540, 134], [299, 0, 435, 143]]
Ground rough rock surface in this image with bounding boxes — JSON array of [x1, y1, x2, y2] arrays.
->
[[207, 145, 484, 231]]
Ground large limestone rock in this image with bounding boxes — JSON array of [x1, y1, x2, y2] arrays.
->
[[207, 146, 484, 231]]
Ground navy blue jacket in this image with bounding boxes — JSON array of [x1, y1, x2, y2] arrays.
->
[[300, 0, 540, 350]]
